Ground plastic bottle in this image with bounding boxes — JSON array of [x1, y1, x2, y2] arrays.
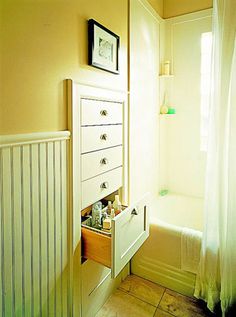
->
[[110, 208, 115, 219], [113, 195, 122, 215], [107, 201, 112, 215], [92, 201, 102, 228], [160, 105, 168, 114]]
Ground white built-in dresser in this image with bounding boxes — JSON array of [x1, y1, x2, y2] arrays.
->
[[67, 79, 149, 278], [80, 98, 123, 209]]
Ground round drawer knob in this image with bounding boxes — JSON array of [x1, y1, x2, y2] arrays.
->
[[100, 182, 109, 189], [100, 158, 109, 165], [100, 109, 108, 116], [100, 133, 108, 140]]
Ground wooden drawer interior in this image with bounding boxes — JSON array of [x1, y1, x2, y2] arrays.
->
[[81, 192, 118, 268], [82, 227, 112, 268]]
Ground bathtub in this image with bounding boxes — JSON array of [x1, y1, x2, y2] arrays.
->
[[131, 193, 203, 296]]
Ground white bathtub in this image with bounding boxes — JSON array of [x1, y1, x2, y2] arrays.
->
[[131, 193, 203, 296]]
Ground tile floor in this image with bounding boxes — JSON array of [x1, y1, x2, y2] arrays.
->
[[96, 274, 215, 317]]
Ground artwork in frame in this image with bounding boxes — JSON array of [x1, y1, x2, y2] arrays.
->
[[88, 19, 120, 74]]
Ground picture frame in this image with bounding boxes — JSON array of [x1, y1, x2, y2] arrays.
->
[[88, 19, 120, 74]]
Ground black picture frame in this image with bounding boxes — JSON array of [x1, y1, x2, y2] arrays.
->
[[88, 19, 120, 74]]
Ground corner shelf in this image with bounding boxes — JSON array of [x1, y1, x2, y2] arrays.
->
[[159, 114, 176, 117], [159, 74, 174, 78]]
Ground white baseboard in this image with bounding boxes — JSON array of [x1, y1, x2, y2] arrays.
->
[[131, 256, 196, 297]]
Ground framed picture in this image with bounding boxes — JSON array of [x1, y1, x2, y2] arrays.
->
[[88, 19, 120, 74]]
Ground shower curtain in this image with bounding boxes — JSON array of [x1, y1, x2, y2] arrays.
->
[[194, 0, 236, 315]]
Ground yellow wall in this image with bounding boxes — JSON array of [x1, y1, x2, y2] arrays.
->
[[147, 0, 163, 17], [164, 0, 213, 18], [0, 0, 214, 135], [0, 0, 128, 135]]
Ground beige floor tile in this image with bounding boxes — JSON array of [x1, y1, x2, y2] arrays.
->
[[159, 289, 214, 317], [154, 308, 175, 317], [119, 274, 165, 306], [95, 289, 156, 317]]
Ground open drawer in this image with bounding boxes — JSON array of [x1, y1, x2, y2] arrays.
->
[[81, 194, 150, 278]]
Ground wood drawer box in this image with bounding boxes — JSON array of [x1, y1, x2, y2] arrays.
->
[[82, 228, 112, 268], [81, 98, 122, 126], [81, 194, 150, 278], [81, 146, 122, 181], [81, 167, 122, 209], [81, 125, 122, 154]]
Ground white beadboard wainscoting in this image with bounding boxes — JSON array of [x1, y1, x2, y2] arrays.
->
[[0, 131, 72, 317]]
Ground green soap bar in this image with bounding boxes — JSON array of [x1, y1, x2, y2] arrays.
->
[[159, 189, 168, 196], [168, 108, 176, 114]]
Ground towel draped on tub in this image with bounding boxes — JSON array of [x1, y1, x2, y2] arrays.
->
[[181, 227, 202, 274]]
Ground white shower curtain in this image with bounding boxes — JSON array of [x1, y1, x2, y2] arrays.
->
[[194, 0, 236, 315]]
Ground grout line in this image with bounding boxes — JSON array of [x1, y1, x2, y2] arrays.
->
[[156, 306, 177, 317], [157, 287, 166, 308], [118, 288, 157, 308], [112, 275, 213, 317], [153, 307, 158, 317], [101, 275, 211, 317], [128, 273, 167, 292], [119, 274, 167, 306]]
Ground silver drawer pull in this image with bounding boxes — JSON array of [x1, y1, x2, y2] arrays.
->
[[131, 208, 138, 215], [100, 158, 109, 165], [100, 133, 108, 141], [100, 109, 108, 116], [100, 182, 109, 189]]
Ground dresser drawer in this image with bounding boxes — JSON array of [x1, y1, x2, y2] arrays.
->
[[81, 167, 122, 209], [81, 194, 150, 278], [81, 146, 122, 181], [81, 98, 122, 126], [81, 125, 122, 153]]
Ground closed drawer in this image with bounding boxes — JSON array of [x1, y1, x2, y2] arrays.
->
[[81, 194, 150, 278], [81, 125, 122, 153], [81, 167, 122, 209], [81, 98, 122, 126], [81, 146, 123, 181]]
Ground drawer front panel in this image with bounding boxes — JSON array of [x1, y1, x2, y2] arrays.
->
[[111, 194, 150, 278], [81, 146, 123, 181], [81, 98, 123, 126], [81, 125, 122, 153], [81, 167, 122, 209]]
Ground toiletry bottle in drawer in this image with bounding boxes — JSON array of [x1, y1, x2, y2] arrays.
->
[[92, 201, 102, 228], [110, 208, 115, 219], [113, 195, 122, 216], [107, 201, 112, 215]]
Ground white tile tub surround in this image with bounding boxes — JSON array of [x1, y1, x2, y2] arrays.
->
[[159, 9, 212, 198], [131, 194, 203, 297], [0, 131, 71, 317]]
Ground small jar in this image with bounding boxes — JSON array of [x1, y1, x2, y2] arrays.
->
[[163, 61, 170, 75]]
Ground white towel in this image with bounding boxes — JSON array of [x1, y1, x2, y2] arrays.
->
[[181, 227, 202, 274]]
